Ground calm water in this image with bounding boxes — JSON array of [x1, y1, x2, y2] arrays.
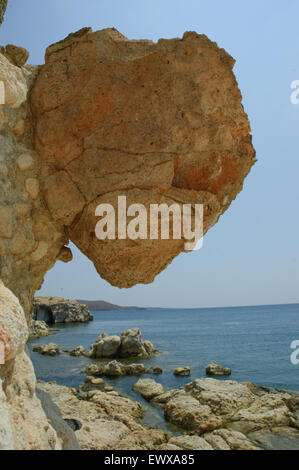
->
[[29, 304, 299, 431]]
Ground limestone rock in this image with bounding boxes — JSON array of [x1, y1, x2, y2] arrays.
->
[[0, 44, 29, 67], [0, 53, 28, 107], [204, 429, 259, 451], [145, 366, 163, 375], [0, 283, 61, 450], [165, 391, 223, 434], [29, 320, 56, 339], [33, 343, 60, 356], [0, 0, 7, 26], [174, 366, 191, 376], [84, 360, 146, 377], [89, 333, 121, 358], [119, 328, 155, 358], [88, 328, 156, 359], [168, 435, 214, 450], [38, 380, 171, 450], [70, 345, 88, 357], [0, 26, 256, 450], [31, 27, 255, 289], [33, 297, 93, 324], [206, 361, 231, 376], [151, 377, 299, 448], [36, 387, 80, 450], [133, 378, 165, 401]]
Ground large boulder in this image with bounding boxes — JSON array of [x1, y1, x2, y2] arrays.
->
[[0, 0, 7, 26], [88, 328, 156, 359], [33, 297, 93, 324], [150, 378, 298, 447]]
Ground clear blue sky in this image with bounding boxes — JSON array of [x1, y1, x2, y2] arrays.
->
[[1, 0, 299, 308]]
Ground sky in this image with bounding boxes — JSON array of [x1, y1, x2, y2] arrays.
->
[[1, 0, 299, 308]]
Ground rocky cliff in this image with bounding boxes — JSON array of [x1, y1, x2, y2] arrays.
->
[[0, 25, 255, 449]]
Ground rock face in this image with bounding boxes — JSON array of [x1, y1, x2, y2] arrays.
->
[[0, 0, 7, 26], [0, 26, 255, 450], [205, 361, 231, 376], [33, 297, 93, 324], [30, 27, 255, 289], [0, 282, 61, 449], [150, 378, 299, 449], [84, 360, 147, 377], [89, 328, 156, 359], [38, 380, 170, 450], [29, 320, 55, 339]]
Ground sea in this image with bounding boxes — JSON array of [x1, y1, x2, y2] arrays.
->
[[28, 303, 299, 432]]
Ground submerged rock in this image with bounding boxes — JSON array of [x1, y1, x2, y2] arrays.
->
[[33, 297, 93, 324], [205, 361, 231, 376], [33, 343, 60, 356], [133, 378, 165, 401]]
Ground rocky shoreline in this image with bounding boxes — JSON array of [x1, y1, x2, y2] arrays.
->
[[36, 376, 299, 450]]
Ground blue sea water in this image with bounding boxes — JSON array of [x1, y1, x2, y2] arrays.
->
[[29, 304, 299, 431]]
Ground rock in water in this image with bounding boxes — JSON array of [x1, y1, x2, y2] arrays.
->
[[206, 361, 231, 376], [33, 297, 93, 324], [133, 378, 165, 401], [0, 26, 255, 450], [88, 328, 156, 359], [31, 27, 256, 289], [70, 345, 88, 357]]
